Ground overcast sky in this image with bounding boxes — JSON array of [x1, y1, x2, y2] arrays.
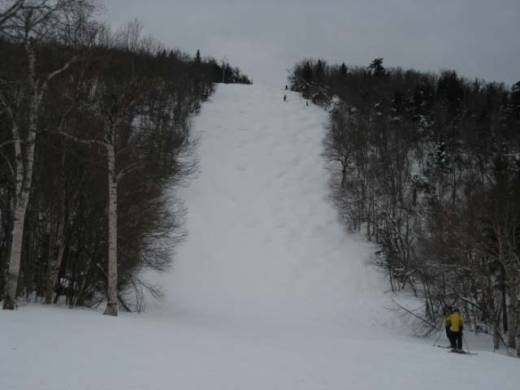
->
[[103, 0, 520, 86]]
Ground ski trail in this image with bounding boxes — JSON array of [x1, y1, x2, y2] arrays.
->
[[3, 84, 520, 390], [156, 84, 394, 336]]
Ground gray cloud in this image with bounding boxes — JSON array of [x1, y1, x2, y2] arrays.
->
[[103, 0, 520, 86]]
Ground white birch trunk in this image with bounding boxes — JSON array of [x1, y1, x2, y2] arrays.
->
[[3, 46, 40, 308], [4, 201, 28, 309], [104, 142, 118, 316], [4, 122, 37, 308]]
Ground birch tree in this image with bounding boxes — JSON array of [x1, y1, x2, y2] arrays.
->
[[2, 6, 236, 310], [0, 0, 89, 309], [56, 68, 148, 315]]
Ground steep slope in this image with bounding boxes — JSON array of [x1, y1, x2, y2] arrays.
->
[[1, 84, 519, 390], [157, 83, 393, 336]]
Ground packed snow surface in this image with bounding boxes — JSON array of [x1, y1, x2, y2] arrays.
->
[[158, 83, 392, 335], [1, 84, 518, 390]]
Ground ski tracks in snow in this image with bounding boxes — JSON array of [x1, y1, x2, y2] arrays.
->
[[158, 84, 394, 336]]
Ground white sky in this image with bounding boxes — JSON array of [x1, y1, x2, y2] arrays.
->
[[103, 0, 520, 86]]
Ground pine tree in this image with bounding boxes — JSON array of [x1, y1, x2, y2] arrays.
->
[[368, 58, 385, 77], [315, 60, 325, 81], [340, 63, 347, 76], [302, 61, 313, 83]]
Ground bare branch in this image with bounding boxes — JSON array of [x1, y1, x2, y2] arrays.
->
[[0, 139, 26, 149], [0, 90, 15, 120], [0, 148, 15, 178], [116, 162, 143, 183], [46, 54, 79, 83], [0, 0, 25, 27], [46, 130, 108, 148], [392, 298, 437, 329]]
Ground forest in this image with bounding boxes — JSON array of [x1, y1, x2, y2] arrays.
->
[[290, 58, 520, 353], [0, 0, 250, 316]]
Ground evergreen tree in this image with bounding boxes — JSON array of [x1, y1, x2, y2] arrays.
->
[[368, 58, 385, 77], [340, 63, 347, 76], [315, 59, 325, 81], [302, 61, 313, 83]]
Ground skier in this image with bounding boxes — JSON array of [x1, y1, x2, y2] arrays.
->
[[446, 307, 464, 352], [283, 95, 287, 102]]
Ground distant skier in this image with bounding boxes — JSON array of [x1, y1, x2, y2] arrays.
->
[[446, 307, 464, 352], [283, 95, 287, 102]]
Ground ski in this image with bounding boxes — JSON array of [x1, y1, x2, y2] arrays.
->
[[437, 345, 478, 355], [448, 350, 478, 356]]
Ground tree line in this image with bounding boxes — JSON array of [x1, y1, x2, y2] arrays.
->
[[290, 58, 520, 355], [0, 0, 250, 316]]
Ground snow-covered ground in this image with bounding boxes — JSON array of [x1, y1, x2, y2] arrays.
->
[[1, 84, 518, 390]]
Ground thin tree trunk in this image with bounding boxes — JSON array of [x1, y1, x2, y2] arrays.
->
[[4, 202, 27, 309], [104, 143, 118, 316], [0, 102, 23, 309], [45, 152, 68, 304], [45, 213, 66, 304], [517, 331, 520, 357], [508, 283, 518, 349], [3, 48, 39, 308], [493, 326, 501, 351]]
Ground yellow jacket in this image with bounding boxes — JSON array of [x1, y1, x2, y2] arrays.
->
[[447, 312, 463, 332]]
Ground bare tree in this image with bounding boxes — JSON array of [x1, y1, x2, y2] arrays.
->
[[290, 59, 520, 351], [1, 0, 91, 309], [2, 4, 240, 312], [100, 81, 146, 316]]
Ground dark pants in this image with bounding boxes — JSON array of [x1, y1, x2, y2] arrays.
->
[[448, 330, 463, 350]]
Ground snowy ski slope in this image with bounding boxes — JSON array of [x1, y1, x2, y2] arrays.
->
[[155, 83, 394, 335], [1, 84, 519, 390]]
